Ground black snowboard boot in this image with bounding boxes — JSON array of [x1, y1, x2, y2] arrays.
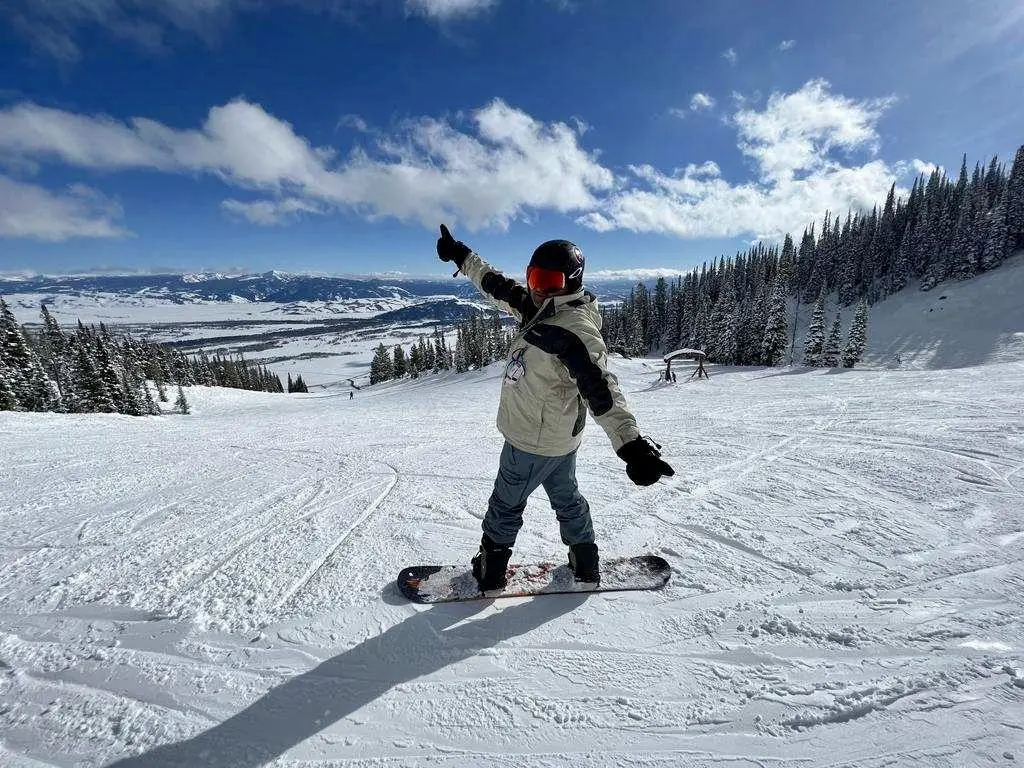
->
[[568, 542, 600, 584], [471, 534, 513, 591]]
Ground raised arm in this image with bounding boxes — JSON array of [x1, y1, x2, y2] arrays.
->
[[436, 224, 535, 323]]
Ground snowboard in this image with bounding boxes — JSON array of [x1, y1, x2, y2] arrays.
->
[[397, 554, 670, 604]]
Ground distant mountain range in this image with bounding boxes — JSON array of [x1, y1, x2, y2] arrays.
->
[[0, 271, 639, 305], [0, 272, 476, 303]]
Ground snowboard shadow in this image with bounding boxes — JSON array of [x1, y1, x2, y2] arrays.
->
[[105, 590, 587, 767]]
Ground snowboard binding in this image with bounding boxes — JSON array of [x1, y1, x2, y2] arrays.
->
[[471, 534, 513, 591]]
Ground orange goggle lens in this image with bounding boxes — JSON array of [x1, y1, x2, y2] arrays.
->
[[526, 265, 566, 294]]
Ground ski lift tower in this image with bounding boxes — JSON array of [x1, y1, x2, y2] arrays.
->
[[663, 348, 708, 382]]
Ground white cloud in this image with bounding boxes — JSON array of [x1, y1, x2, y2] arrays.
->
[[404, 0, 498, 20], [0, 176, 129, 240], [0, 98, 612, 231], [668, 107, 689, 120], [912, 158, 939, 175], [722, 47, 738, 65], [779, 39, 796, 51], [732, 78, 895, 183], [578, 79, 904, 242], [221, 198, 325, 226], [0, 80, 913, 245], [690, 93, 715, 111]]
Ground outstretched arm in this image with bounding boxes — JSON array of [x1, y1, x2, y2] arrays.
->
[[436, 224, 535, 323]]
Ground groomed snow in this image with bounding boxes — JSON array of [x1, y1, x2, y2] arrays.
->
[[2, 352, 1023, 766]]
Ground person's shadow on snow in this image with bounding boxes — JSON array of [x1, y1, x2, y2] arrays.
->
[[106, 591, 586, 767]]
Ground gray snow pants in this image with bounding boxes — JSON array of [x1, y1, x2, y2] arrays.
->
[[482, 441, 595, 548]]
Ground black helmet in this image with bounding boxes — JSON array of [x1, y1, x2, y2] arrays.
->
[[527, 240, 585, 294]]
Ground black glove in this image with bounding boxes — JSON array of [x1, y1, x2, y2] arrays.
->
[[616, 436, 675, 486], [436, 224, 471, 269]]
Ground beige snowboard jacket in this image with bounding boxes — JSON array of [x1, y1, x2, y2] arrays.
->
[[459, 251, 641, 457]]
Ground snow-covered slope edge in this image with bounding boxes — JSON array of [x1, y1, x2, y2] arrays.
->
[[862, 250, 1024, 369]]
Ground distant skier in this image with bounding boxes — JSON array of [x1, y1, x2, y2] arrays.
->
[[435, 224, 674, 589]]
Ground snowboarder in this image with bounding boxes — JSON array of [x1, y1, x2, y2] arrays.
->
[[435, 224, 674, 590]]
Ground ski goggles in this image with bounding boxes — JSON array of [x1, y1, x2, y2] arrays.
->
[[526, 265, 568, 294]]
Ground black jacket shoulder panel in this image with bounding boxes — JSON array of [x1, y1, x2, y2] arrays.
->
[[523, 322, 614, 416]]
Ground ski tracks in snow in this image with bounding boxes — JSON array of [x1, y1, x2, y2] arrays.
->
[[3, 362, 1024, 766], [275, 460, 399, 611]]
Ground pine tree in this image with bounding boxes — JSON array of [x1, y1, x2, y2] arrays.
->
[[890, 223, 912, 294], [392, 345, 407, 378], [120, 370, 144, 416], [0, 362, 17, 410], [93, 336, 125, 412], [761, 279, 789, 366], [369, 343, 393, 384], [842, 299, 869, 368], [778, 233, 796, 292], [75, 345, 116, 413], [802, 293, 826, 366], [0, 298, 59, 411], [708, 278, 738, 364], [982, 193, 1010, 271], [949, 184, 980, 280], [653, 277, 669, 352], [408, 342, 422, 378], [1006, 144, 1024, 250], [454, 328, 468, 373], [821, 314, 842, 367], [174, 385, 190, 414], [141, 379, 160, 415]]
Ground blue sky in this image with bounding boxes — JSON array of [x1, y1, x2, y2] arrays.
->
[[1, 0, 1022, 279]]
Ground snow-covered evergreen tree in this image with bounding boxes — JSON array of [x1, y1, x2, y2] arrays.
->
[[174, 385, 190, 415], [74, 345, 116, 413], [0, 298, 59, 411], [949, 184, 980, 281], [821, 314, 842, 368], [708, 279, 739, 364], [1006, 144, 1024, 250], [141, 379, 160, 415], [802, 293, 826, 366], [369, 344, 393, 384], [392, 345, 407, 378], [982, 193, 1010, 271], [0, 362, 18, 410], [761, 279, 789, 367], [842, 299, 869, 368]]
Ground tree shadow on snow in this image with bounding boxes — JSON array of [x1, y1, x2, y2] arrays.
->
[[105, 589, 586, 768]]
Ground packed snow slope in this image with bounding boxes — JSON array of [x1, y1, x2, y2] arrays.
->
[[2, 356, 1024, 766]]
